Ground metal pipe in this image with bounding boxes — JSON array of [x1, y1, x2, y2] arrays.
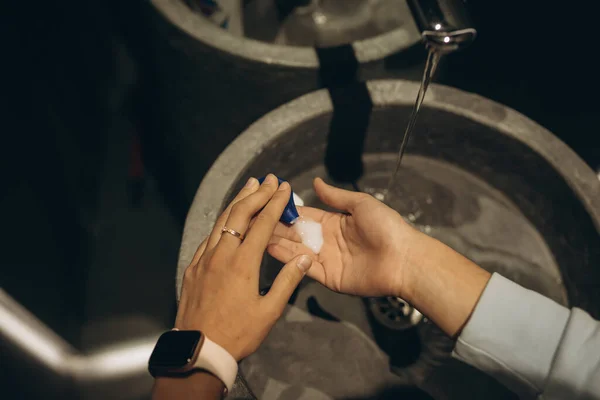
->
[[0, 289, 159, 399]]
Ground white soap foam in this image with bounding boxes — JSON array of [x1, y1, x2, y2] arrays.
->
[[292, 217, 323, 254]]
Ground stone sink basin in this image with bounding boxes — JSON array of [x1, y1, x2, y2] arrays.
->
[[177, 80, 600, 399]]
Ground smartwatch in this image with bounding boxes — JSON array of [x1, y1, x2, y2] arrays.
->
[[148, 330, 238, 394]]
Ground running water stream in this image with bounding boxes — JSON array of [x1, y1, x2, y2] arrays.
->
[[384, 49, 442, 198]]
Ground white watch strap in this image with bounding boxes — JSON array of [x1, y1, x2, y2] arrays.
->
[[194, 336, 238, 394]]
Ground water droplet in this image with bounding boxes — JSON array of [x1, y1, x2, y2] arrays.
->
[[374, 192, 385, 201], [424, 225, 431, 233]]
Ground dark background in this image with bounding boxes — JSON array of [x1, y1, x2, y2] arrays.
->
[[1, 0, 598, 392]]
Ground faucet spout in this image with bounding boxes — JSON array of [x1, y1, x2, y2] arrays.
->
[[407, 0, 477, 52]]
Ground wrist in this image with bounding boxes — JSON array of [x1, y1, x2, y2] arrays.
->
[[392, 229, 431, 302], [399, 232, 492, 336], [153, 372, 224, 400], [175, 301, 241, 361]]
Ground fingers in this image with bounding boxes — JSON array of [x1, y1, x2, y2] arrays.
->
[[314, 177, 370, 213], [190, 238, 208, 266], [267, 240, 326, 286], [217, 174, 280, 251], [271, 207, 323, 242], [207, 177, 260, 249], [267, 240, 294, 263], [267, 236, 315, 261], [272, 221, 299, 242], [242, 181, 291, 252], [265, 255, 312, 309]]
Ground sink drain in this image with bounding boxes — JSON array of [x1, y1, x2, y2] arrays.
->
[[367, 296, 424, 330]]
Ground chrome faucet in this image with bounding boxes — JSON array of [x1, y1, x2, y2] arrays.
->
[[407, 0, 477, 52]]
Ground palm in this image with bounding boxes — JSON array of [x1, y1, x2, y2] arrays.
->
[[269, 200, 407, 297]]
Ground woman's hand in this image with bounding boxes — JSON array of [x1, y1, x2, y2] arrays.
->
[[268, 177, 423, 298], [176, 174, 313, 361]]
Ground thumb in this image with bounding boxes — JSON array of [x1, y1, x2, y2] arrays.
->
[[266, 255, 313, 307], [314, 177, 369, 212]]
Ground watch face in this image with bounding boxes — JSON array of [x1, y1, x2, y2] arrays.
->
[[149, 330, 203, 370]]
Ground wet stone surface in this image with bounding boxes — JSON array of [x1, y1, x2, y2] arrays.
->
[[250, 153, 566, 399]]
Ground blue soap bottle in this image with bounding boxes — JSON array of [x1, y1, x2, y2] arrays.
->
[[257, 176, 299, 225]]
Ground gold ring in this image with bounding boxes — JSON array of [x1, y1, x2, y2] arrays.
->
[[221, 226, 244, 241]]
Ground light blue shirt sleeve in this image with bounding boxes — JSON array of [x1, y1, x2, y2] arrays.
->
[[452, 273, 600, 399]]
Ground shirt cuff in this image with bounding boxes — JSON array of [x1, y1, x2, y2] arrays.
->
[[452, 273, 569, 398]]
